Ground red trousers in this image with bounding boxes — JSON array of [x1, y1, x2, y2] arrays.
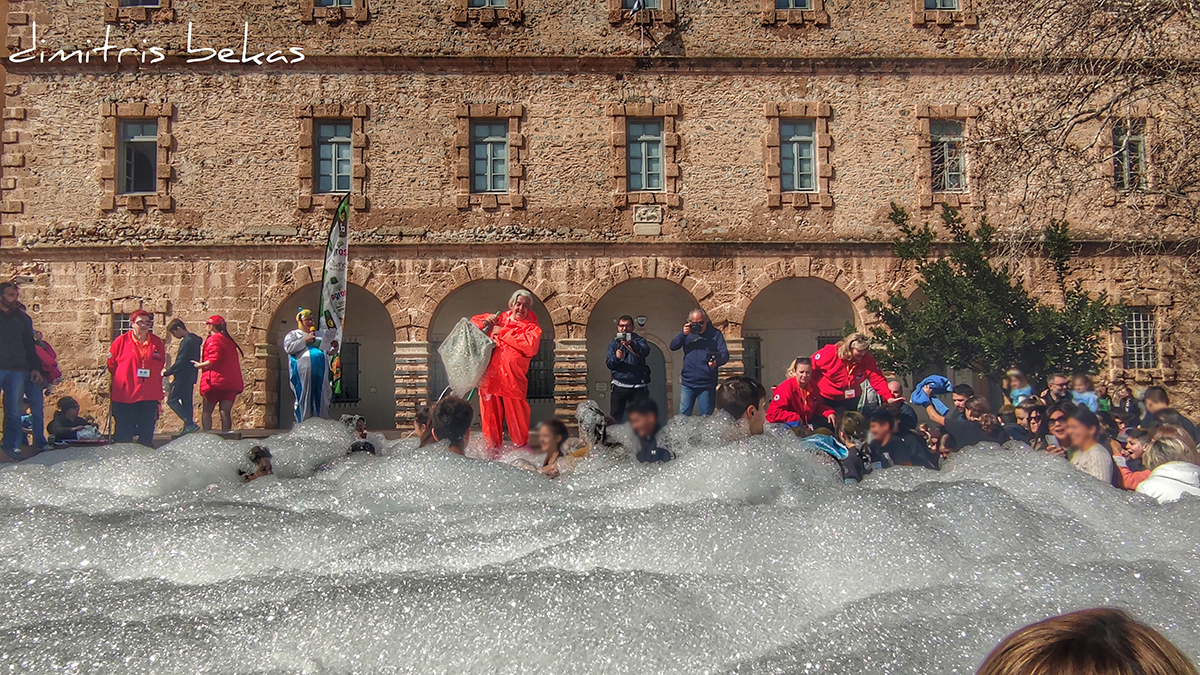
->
[[479, 392, 531, 449]]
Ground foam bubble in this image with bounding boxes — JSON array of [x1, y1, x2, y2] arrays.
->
[[1, 417, 1197, 673]]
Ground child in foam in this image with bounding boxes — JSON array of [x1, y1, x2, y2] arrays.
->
[[193, 316, 245, 433], [716, 375, 768, 437]]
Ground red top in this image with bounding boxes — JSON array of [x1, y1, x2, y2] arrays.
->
[[470, 310, 543, 398], [809, 343, 895, 403], [107, 331, 167, 404], [36, 341, 61, 383], [199, 332, 244, 396], [766, 376, 835, 426], [1119, 464, 1152, 491]]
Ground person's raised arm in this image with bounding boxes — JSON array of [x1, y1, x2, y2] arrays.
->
[[925, 398, 947, 426], [669, 329, 686, 351]]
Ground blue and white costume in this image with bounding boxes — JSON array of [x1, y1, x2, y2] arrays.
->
[[285, 316, 335, 423]]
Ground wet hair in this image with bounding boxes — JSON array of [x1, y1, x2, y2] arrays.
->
[[57, 396, 79, 411], [965, 396, 1000, 434], [716, 375, 768, 420], [539, 418, 569, 452], [431, 396, 473, 447], [977, 607, 1199, 675], [836, 332, 871, 362], [785, 357, 813, 378], [952, 383, 976, 398], [625, 397, 659, 419], [415, 406, 434, 447], [415, 406, 430, 427], [1144, 386, 1169, 406], [348, 440, 376, 455], [866, 407, 895, 428], [166, 318, 187, 333], [248, 446, 272, 463], [1143, 437, 1200, 471]]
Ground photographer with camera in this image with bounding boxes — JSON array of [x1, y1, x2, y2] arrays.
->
[[669, 308, 729, 416], [605, 315, 652, 422]]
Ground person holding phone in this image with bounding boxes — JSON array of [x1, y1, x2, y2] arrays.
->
[[605, 315, 652, 422], [669, 308, 728, 416], [107, 309, 166, 446]]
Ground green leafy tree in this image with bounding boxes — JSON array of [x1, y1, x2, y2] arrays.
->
[[866, 204, 1127, 385]]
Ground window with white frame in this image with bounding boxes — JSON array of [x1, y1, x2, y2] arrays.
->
[[471, 120, 509, 193], [623, 0, 661, 8], [930, 119, 966, 193], [627, 118, 664, 192], [780, 119, 817, 192], [1122, 309, 1158, 369], [775, 0, 813, 8], [924, 0, 959, 8], [1113, 119, 1147, 192], [119, 120, 158, 195], [111, 313, 132, 340], [315, 120, 352, 194]]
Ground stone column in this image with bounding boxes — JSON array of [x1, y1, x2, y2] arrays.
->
[[394, 341, 430, 428], [252, 343, 279, 428], [553, 338, 588, 425], [723, 336, 745, 378]]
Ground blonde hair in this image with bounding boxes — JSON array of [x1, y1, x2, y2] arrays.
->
[[1143, 436, 1200, 471], [1151, 424, 1199, 454], [836, 332, 871, 362], [978, 608, 1198, 675], [785, 357, 812, 379]]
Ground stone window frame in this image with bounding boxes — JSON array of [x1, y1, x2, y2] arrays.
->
[[452, 0, 523, 25], [1108, 291, 1175, 382], [103, 0, 175, 24], [759, 0, 830, 27], [1099, 104, 1160, 206], [607, 0, 677, 25], [915, 104, 977, 209], [300, 0, 370, 24], [910, 0, 977, 27], [454, 104, 526, 210], [610, 103, 681, 208], [296, 104, 369, 212], [764, 102, 833, 209], [99, 102, 174, 213]]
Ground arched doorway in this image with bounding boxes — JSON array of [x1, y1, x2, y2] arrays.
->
[[429, 280, 557, 430], [586, 279, 699, 420], [742, 278, 856, 389], [269, 284, 397, 429]]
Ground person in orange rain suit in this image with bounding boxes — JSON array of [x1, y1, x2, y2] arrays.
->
[[470, 289, 543, 450]]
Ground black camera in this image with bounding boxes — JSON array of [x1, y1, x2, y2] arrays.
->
[[689, 322, 704, 333]]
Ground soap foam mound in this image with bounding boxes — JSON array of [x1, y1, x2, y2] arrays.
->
[[2, 417, 1198, 673]]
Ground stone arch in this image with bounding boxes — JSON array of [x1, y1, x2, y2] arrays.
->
[[722, 257, 882, 338], [571, 257, 717, 332], [741, 277, 858, 387]]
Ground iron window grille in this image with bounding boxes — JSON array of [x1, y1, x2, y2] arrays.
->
[[1113, 119, 1147, 192], [429, 338, 556, 402], [742, 336, 763, 383], [1122, 310, 1158, 370], [331, 340, 361, 405], [111, 313, 132, 340]]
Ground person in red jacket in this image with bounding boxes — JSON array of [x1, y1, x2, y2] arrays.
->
[[470, 290, 543, 452], [107, 309, 167, 446], [810, 332, 901, 415], [193, 316, 245, 433], [766, 357, 835, 433]]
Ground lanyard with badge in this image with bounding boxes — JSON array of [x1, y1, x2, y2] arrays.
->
[[133, 336, 153, 379], [844, 362, 858, 399]]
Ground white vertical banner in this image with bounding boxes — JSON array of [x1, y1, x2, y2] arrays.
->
[[318, 193, 350, 393]]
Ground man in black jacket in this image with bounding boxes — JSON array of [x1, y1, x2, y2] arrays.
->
[[605, 315, 652, 423], [165, 319, 202, 437], [0, 282, 45, 460]]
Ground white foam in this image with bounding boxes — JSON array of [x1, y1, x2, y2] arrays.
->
[[1, 417, 1197, 673]]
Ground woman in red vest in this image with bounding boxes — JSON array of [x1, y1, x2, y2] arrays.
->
[[193, 315, 245, 432], [766, 357, 835, 432], [107, 309, 166, 446], [810, 332, 901, 416]]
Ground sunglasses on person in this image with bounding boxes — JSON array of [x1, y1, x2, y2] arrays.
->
[[1049, 414, 1066, 425]]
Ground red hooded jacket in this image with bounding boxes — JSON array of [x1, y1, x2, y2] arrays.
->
[[766, 376, 835, 426], [36, 341, 61, 384], [107, 331, 167, 404], [470, 310, 542, 399], [810, 342, 895, 404], [199, 332, 244, 396]]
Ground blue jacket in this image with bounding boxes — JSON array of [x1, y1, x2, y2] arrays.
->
[[606, 333, 652, 386], [669, 325, 729, 389], [912, 374, 951, 416]]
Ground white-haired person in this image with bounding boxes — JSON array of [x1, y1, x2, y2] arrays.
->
[[470, 289, 543, 451], [1136, 436, 1200, 503]]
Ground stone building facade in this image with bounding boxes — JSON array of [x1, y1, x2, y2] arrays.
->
[[0, 0, 1193, 429]]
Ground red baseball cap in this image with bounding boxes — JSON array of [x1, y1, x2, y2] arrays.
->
[[205, 315, 226, 326]]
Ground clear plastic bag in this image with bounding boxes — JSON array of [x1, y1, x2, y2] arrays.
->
[[437, 318, 495, 396]]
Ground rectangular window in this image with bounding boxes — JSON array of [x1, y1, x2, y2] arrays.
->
[[1122, 310, 1158, 369], [742, 336, 763, 384], [775, 0, 813, 8], [527, 338, 557, 401], [119, 120, 158, 195], [1113, 119, 1147, 192], [316, 0, 353, 5], [780, 119, 817, 192], [471, 119, 509, 193], [468, 0, 506, 6], [930, 119, 966, 193], [315, 120, 353, 194], [627, 118, 664, 192], [331, 340, 360, 405], [111, 313, 132, 340], [623, 0, 661, 8], [119, 0, 160, 6], [924, 0, 959, 8]]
